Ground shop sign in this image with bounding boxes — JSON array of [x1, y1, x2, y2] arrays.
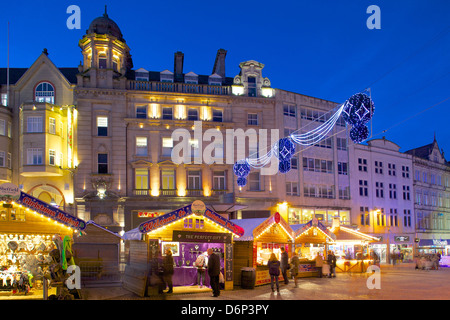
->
[[137, 212, 164, 218], [0, 183, 20, 200], [138, 204, 245, 237], [173, 231, 232, 243], [18, 192, 86, 231], [433, 239, 448, 246], [394, 236, 410, 242], [192, 200, 206, 216]]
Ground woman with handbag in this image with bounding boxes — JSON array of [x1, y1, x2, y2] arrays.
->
[[163, 248, 174, 293]]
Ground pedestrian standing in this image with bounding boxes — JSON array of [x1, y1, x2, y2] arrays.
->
[[290, 251, 300, 287], [163, 248, 174, 293], [315, 252, 323, 278], [268, 253, 281, 293], [153, 250, 165, 294], [207, 248, 221, 297], [327, 250, 337, 278], [194, 252, 207, 288], [280, 246, 289, 284]]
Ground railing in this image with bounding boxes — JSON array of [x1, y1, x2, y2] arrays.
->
[[129, 80, 231, 96], [78, 260, 122, 285]]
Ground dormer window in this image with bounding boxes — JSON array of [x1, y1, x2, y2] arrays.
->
[[35, 82, 55, 104], [160, 70, 174, 83], [208, 74, 222, 86], [185, 72, 198, 84], [248, 76, 257, 97], [135, 68, 149, 81]]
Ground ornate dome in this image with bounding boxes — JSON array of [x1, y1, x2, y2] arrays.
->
[[86, 7, 124, 42]]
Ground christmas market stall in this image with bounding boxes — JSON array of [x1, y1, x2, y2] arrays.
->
[[328, 218, 380, 273], [230, 212, 295, 287], [122, 200, 244, 297], [292, 218, 336, 278], [0, 184, 86, 299]]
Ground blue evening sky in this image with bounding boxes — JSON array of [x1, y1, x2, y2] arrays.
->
[[2, 1, 450, 156]]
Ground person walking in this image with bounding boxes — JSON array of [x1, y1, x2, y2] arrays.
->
[[280, 246, 289, 285], [163, 248, 174, 293], [207, 248, 221, 297], [315, 252, 323, 278], [290, 251, 300, 287], [152, 250, 165, 294], [268, 253, 281, 293]]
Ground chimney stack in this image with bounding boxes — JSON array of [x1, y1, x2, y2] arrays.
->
[[174, 51, 184, 77], [212, 49, 227, 79]]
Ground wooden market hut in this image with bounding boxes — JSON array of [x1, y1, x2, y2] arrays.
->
[[291, 218, 336, 277], [231, 212, 295, 287], [328, 218, 380, 273], [122, 201, 244, 297]]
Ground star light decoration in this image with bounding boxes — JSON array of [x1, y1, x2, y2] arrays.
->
[[233, 92, 375, 186]]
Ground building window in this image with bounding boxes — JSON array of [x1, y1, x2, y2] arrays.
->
[[336, 138, 347, 151], [98, 54, 107, 69], [338, 186, 350, 200], [212, 109, 223, 122], [303, 157, 333, 174], [402, 166, 410, 178], [374, 161, 383, 174], [189, 139, 200, 159], [49, 149, 56, 166], [404, 209, 412, 227], [314, 137, 332, 149], [247, 113, 258, 125], [27, 148, 43, 165], [35, 82, 55, 104], [136, 106, 147, 119], [286, 182, 299, 196], [135, 169, 149, 190], [1, 93, 7, 106], [213, 171, 226, 190], [161, 169, 175, 190], [0, 120, 5, 136], [360, 207, 370, 226], [376, 209, 386, 226], [375, 182, 384, 198], [98, 153, 108, 174], [162, 138, 173, 157], [388, 163, 396, 176], [337, 162, 348, 175], [49, 117, 56, 134], [27, 117, 43, 133], [359, 180, 368, 197], [136, 137, 148, 156], [248, 76, 257, 97], [403, 185, 411, 200], [415, 170, 420, 181], [248, 172, 261, 191], [291, 157, 298, 170], [187, 170, 202, 190], [389, 208, 398, 227], [187, 108, 199, 121], [162, 107, 173, 120], [283, 105, 296, 117], [97, 116, 108, 136], [0, 152, 5, 167], [389, 183, 397, 199], [358, 158, 367, 172]]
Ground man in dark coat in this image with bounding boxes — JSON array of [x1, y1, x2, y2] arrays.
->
[[280, 246, 289, 284], [207, 248, 221, 297]]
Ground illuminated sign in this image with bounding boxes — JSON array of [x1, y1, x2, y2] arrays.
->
[[18, 192, 86, 231]]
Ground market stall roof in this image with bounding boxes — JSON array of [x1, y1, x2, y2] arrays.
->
[[231, 212, 294, 242], [329, 225, 379, 243], [123, 227, 143, 241], [293, 219, 336, 243], [137, 201, 245, 238], [16, 191, 86, 232]]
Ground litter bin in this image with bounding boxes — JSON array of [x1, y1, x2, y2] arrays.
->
[[241, 267, 256, 289]]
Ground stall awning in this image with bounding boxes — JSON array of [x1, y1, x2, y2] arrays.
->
[[138, 201, 245, 238], [293, 219, 336, 243], [330, 226, 380, 243], [17, 191, 86, 231], [231, 212, 294, 242], [123, 227, 144, 241]]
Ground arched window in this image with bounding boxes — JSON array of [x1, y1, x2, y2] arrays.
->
[[35, 82, 55, 104]]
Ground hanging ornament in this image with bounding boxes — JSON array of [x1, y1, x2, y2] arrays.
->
[[276, 138, 295, 161], [279, 160, 291, 174], [349, 124, 369, 143], [233, 160, 251, 186], [342, 93, 375, 126]]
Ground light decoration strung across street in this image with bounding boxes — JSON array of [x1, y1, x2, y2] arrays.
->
[[233, 92, 375, 186]]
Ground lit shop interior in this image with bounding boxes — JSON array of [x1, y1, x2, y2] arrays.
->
[[288, 207, 351, 226]]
